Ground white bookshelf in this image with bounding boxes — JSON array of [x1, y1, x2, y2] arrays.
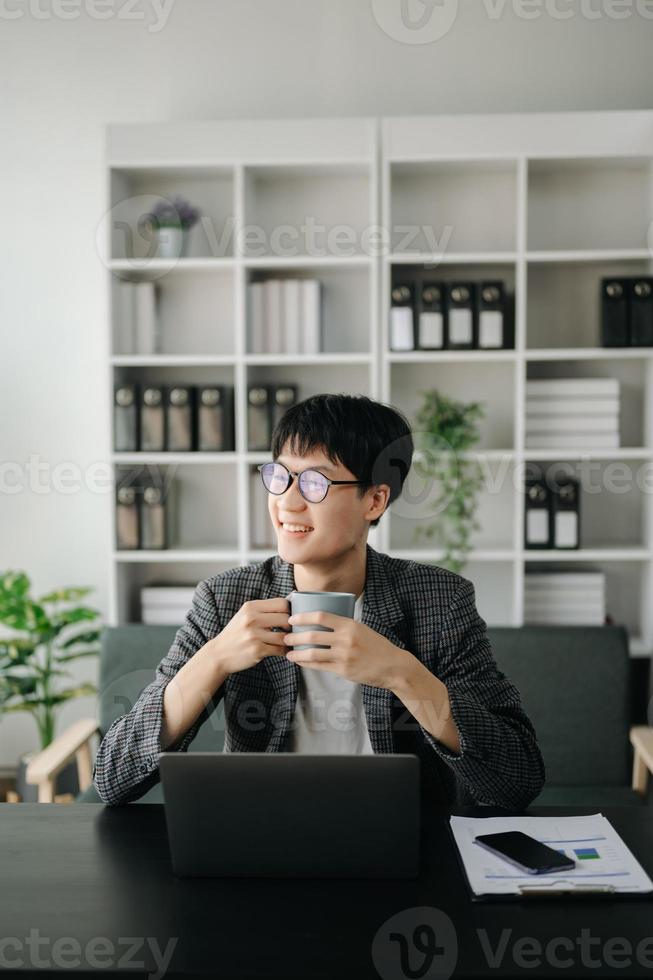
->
[[106, 112, 653, 657], [380, 111, 653, 656]]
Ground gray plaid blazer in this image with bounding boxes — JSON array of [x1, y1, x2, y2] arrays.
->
[[93, 544, 545, 808]]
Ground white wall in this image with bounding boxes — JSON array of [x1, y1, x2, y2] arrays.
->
[[1, 0, 652, 767]]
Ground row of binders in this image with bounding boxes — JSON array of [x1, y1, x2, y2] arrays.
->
[[248, 383, 298, 451], [602, 276, 653, 347], [114, 280, 160, 355], [114, 383, 234, 453], [526, 378, 620, 450], [390, 279, 512, 351], [249, 279, 321, 354], [525, 477, 579, 550], [524, 573, 606, 626], [116, 479, 174, 550], [141, 585, 195, 624]]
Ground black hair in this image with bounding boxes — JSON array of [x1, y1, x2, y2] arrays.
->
[[270, 393, 413, 528]]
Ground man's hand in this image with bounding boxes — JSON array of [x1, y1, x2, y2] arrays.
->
[[212, 598, 290, 675], [283, 610, 407, 690]]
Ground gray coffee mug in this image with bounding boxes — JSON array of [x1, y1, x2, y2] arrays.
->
[[289, 591, 356, 651]]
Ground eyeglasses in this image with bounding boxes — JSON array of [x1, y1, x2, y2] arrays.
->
[[257, 461, 367, 504]]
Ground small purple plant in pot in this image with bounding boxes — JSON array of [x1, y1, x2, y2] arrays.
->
[[138, 195, 201, 259]]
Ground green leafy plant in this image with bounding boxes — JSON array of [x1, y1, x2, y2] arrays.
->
[[0, 572, 102, 750], [412, 390, 486, 573]]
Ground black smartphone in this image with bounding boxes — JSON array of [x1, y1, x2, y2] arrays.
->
[[473, 831, 576, 875]]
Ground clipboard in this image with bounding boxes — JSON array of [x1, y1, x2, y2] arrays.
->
[[446, 822, 653, 903]]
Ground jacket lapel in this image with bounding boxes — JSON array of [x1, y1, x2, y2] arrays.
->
[[263, 544, 409, 754]]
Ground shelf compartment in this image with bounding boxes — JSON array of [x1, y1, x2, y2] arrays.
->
[[111, 265, 235, 357], [390, 160, 518, 255], [246, 265, 371, 355], [527, 258, 652, 350], [242, 164, 371, 259], [389, 456, 517, 553], [523, 559, 648, 641], [115, 560, 236, 625], [522, 457, 653, 551], [526, 358, 651, 450], [109, 166, 235, 260], [527, 157, 653, 252], [114, 462, 239, 552], [390, 360, 516, 452]]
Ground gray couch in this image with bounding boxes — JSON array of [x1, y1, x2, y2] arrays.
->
[[62, 624, 647, 806]]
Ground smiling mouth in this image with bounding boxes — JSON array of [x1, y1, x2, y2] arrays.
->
[[279, 522, 314, 535]]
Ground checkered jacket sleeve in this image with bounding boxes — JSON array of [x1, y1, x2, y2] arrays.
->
[[418, 576, 545, 808], [92, 579, 222, 806]]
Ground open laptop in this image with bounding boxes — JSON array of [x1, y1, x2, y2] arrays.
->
[[159, 752, 421, 878]]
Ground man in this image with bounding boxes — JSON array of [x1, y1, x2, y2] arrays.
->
[[93, 393, 545, 808]]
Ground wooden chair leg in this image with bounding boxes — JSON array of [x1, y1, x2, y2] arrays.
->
[[37, 779, 55, 803], [75, 742, 93, 792], [633, 749, 650, 796]]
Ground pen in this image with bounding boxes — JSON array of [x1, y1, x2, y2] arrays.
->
[[518, 884, 616, 895]]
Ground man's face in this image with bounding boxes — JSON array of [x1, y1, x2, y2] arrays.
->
[[267, 441, 385, 564]]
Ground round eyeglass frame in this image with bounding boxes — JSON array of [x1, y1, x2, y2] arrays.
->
[[257, 461, 367, 504]]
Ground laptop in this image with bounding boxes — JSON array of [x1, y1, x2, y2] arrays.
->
[[159, 752, 421, 878]]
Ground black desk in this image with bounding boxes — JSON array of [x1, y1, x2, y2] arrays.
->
[[1, 803, 653, 979]]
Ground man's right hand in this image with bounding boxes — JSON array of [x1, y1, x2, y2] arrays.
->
[[211, 597, 291, 675]]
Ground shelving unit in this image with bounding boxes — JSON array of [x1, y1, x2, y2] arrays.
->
[[381, 112, 653, 655], [106, 112, 653, 658]]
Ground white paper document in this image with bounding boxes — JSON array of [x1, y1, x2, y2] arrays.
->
[[450, 813, 653, 896]]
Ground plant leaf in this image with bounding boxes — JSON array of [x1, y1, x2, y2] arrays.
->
[[59, 629, 102, 650], [39, 586, 94, 604], [56, 647, 100, 664]]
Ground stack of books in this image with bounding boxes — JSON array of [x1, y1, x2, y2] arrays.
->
[[248, 279, 321, 354], [525, 378, 620, 449], [140, 586, 195, 625], [114, 279, 160, 354], [524, 573, 606, 625]]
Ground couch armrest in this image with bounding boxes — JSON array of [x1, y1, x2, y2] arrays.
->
[[630, 726, 653, 796], [25, 718, 99, 802]]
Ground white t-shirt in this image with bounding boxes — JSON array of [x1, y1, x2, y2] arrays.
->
[[289, 591, 375, 754]]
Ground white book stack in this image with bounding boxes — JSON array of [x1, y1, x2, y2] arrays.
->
[[114, 280, 160, 355], [525, 379, 620, 449], [141, 586, 196, 625], [250, 468, 276, 548], [524, 573, 606, 626], [248, 279, 321, 354]]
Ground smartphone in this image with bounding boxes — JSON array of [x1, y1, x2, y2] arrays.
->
[[473, 831, 576, 875]]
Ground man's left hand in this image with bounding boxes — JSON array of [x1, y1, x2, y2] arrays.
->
[[283, 611, 408, 690]]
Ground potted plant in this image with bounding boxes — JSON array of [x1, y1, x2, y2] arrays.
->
[[411, 390, 486, 573], [138, 194, 201, 259], [0, 571, 102, 802]]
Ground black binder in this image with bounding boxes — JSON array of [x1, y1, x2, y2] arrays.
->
[[446, 283, 477, 349], [601, 278, 629, 347], [390, 283, 415, 351], [629, 278, 653, 347], [113, 383, 139, 452], [166, 386, 196, 452], [115, 482, 139, 550], [139, 385, 166, 452], [416, 282, 445, 350], [248, 385, 271, 451], [551, 478, 580, 550], [524, 479, 551, 549], [197, 385, 234, 452], [271, 384, 298, 431], [478, 281, 505, 349]]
